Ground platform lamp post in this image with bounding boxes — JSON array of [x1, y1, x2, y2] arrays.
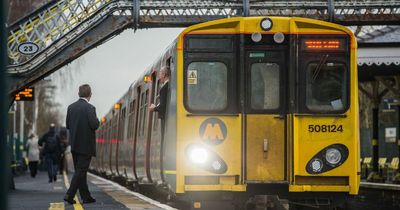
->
[[366, 106, 383, 182], [367, 82, 385, 182], [395, 105, 400, 184], [0, 0, 9, 209]]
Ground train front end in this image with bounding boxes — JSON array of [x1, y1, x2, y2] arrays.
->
[[173, 17, 359, 209]]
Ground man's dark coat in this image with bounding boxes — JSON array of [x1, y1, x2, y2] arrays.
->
[[154, 81, 169, 119], [66, 99, 99, 156]]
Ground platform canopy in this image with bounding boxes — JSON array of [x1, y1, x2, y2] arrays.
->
[[358, 26, 400, 82]]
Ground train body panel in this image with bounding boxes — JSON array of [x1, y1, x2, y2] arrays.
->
[[93, 16, 359, 208], [123, 87, 138, 180], [246, 115, 285, 182], [134, 85, 149, 181]]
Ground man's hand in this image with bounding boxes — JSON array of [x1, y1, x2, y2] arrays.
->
[[149, 104, 156, 111]]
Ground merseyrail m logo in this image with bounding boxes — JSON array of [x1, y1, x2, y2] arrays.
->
[[199, 118, 227, 145]]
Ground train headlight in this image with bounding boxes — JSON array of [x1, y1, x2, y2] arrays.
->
[[325, 148, 342, 165], [251, 32, 262, 42], [273, 32, 285, 44], [306, 144, 349, 174], [212, 161, 222, 170], [186, 143, 228, 174], [310, 158, 323, 172], [260, 18, 273, 31], [189, 147, 208, 164]]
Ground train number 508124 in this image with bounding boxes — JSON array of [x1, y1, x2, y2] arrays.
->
[[308, 125, 343, 133]]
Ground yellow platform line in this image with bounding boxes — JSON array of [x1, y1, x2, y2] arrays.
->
[[63, 171, 84, 210], [48, 202, 64, 210]]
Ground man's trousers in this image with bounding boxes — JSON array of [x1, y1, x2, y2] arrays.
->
[[66, 152, 92, 200]]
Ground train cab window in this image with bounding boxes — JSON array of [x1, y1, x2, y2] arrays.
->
[[186, 62, 228, 111], [305, 62, 347, 112], [250, 63, 280, 110]]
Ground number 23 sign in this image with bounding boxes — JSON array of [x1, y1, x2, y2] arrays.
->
[[18, 42, 39, 55]]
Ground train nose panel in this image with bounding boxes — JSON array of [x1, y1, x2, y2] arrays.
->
[[246, 115, 285, 182]]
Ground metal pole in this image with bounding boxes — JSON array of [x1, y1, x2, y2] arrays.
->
[[0, 0, 10, 208], [132, 0, 140, 31], [398, 106, 400, 173], [33, 86, 38, 134], [328, 0, 335, 22], [13, 102, 16, 158], [19, 101, 24, 140], [372, 107, 379, 173], [243, 0, 250, 17], [19, 101, 24, 161]]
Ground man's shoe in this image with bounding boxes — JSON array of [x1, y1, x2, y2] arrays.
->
[[82, 197, 96, 204], [63, 196, 76, 204]]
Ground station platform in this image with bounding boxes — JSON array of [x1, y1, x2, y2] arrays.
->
[[360, 181, 400, 191], [8, 171, 175, 210]]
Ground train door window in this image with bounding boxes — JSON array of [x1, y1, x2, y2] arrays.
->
[[168, 57, 174, 72], [139, 92, 145, 136], [107, 121, 111, 142], [120, 107, 126, 141], [250, 63, 280, 110], [305, 62, 347, 112], [139, 90, 149, 136], [186, 62, 228, 111], [128, 100, 135, 139], [113, 118, 117, 141], [153, 79, 161, 131]]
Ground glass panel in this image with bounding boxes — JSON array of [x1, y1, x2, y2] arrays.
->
[[187, 62, 228, 111], [187, 38, 232, 51], [306, 62, 347, 111], [250, 63, 280, 110], [153, 80, 160, 131], [139, 91, 148, 136]]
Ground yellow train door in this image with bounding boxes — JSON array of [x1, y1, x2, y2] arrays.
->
[[245, 49, 286, 182]]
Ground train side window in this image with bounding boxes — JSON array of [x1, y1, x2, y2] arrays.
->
[[305, 62, 347, 112], [186, 62, 228, 111], [250, 63, 280, 110]]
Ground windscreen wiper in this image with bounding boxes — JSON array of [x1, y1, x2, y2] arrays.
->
[[312, 54, 329, 83]]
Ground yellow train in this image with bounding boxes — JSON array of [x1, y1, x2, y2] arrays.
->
[[92, 16, 359, 209]]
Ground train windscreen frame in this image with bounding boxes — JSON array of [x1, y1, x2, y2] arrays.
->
[[298, 35, 350, 114], [183, 34, 238, 114]]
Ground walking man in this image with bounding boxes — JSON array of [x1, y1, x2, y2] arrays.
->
[[39, 123, 62, 182], [64, 84, 99, 204]]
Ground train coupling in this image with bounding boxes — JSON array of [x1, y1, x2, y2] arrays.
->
[[247, 195, 289, 210]]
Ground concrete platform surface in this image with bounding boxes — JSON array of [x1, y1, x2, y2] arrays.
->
[[8, 170, 175, 210]]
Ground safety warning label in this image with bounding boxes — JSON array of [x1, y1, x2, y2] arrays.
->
[[188, 70, 197, 85]]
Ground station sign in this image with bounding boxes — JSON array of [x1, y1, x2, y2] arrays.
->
[[18, 42, 39, 55], [15, 87, 34, 101], [383, 98, 400, 112]]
